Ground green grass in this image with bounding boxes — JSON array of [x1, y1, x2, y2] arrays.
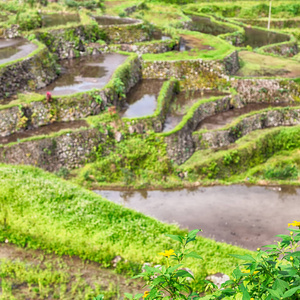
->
[[236, 51, 300, 78], [181, 125, 300, 183], [0, 164, 250, 291], [143, 30, 235, 61]]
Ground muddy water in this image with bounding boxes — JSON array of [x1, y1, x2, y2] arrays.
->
[[0, 120, 88, 145], [39, 54, 127, 96], [163, 90, 226, 132], [188, 15, 234, 36], [152, 30, 172, 41], [95, 185, 300, 250], [196, 102, 295, 131], [242, 27, 290, 48], [0, 39, 37, 65], [119, 79, 164, 118], [42, 13, 80, 27], [94, 15, 139, 25]]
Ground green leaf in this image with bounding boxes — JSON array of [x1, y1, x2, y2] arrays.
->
[[185, 251, 203, 260], [134, 294, 143, 300], [239, 282, 251, 300], [176, 269, 194, 279], [168, 263, 183, 273], [124, 293, 133, 299], [267, 288, 282, 299], [283, 286, 300, 298], [165, 234, 184, 244], [273, 279, 289, 292]]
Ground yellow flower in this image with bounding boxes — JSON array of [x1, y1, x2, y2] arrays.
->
[[288, 221, 300, 228], [257, 248, 260, 251], [158, 249, 175, 258], [242, 269, 259, 274], [143, 291, 149, 299], [290, 256, 294, 261], [250, 298, 254, 300]]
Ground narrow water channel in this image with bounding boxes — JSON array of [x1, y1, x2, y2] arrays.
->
[[0, 120, 88, 144], [196, 102, 295, 131], [39, 54, 127, 96], [0, 39, 37, 65], [94, 185, 300, 250], [119, 79, 164, 118]]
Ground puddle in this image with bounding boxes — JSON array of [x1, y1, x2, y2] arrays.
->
[[119, 79, 164, 118], [39, 54, 127, 96], [94, 15, 139, 25], [163, 90, 226, 132], [41, 13, 80, 28], [94, 185, 300, 250], [152, 30, 172, 41], [242, 27, 290, 48], [179, 34, 215, 52], [0, 120, 88, 145], [188, 15, 235, 36], [196, 102, 296, 131], [0, 39, 38, 65]]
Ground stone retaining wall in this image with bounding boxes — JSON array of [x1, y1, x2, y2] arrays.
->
[[36, 23, 151, 59], [162, 95, 233, 164], [193, 107, 300, 150], [0, 128, 103, 172], [0, 43, 58, 99], [142, 51, 240, 84], [232, 79, 300, 103], [260, 40, 299, 57], [0, 56, 142, 137]]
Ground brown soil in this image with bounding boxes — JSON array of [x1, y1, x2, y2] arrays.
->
[[180, 34, 215, 51]]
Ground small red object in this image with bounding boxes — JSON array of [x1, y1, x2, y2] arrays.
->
[[46, 91, 52, 102]]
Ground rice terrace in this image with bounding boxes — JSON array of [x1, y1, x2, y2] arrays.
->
[[1, 0, 300, 299]]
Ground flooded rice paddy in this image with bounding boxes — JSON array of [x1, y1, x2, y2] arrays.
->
[[188, 15, 235, 36], [41, 13, 80, 27], [0, 120, 88, 144], [163, 90, 226, 132], [0, 38, 37, 65], [94, 15, 139, 26], [242, 27, 290, 48], [95, 185, 300, 250], [119, 79, 164, 118], [39, 54, 127, 96]]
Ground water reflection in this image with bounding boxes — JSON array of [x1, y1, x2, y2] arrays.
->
[[95, 185, 300, 250]]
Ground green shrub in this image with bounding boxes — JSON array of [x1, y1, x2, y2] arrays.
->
[[263, 164, 298, 180]]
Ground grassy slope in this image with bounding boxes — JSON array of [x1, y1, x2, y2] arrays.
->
[[0, 164, 250, 290], [236, 51, 300, 78], [143, 30, 234, 61]]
